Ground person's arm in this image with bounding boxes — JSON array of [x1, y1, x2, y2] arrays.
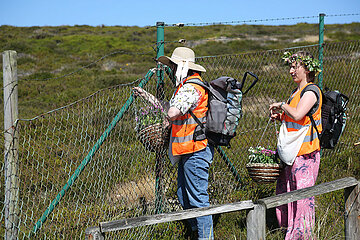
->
[[168, 84, 201, 121], [269, 91, 317, 121], [167, 107, 182, 121], [133, 87, 163, 110]]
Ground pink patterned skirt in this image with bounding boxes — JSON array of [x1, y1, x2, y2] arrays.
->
[[276, 150, 320, 240]]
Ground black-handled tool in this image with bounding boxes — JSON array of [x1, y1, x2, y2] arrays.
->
[[237, 71, 259, 95]]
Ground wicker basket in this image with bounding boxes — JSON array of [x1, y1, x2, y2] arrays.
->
[[138, 123, 169, 152], [246, 163, 281, 183]]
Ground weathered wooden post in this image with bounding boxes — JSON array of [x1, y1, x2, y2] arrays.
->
[[246, 203, 266, 240], [3, 50, 20, 239], [344, 183, 360, 240]]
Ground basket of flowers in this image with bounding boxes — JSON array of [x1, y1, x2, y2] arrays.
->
[[136, 105, 170, 153], [246, 146, 281, 183]]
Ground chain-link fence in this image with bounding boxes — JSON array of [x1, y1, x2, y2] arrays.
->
[[1, 39, 359, 239]]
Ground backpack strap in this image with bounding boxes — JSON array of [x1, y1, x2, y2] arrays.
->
[[188, 110, 205, 128], [185, 78, 209, 91], [186, 78, 224, 101], [300, 84, 322, 115], [308, 114, 321, 142], [300, 83, 322, 142], [186, 78, 235, 141], [184, 79, 210, 134]]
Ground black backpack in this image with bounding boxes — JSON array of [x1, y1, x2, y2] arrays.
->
[[186, 72, 258, 146], [301, 84, 349, 149]]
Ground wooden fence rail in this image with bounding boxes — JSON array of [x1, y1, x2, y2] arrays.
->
[[85, 177, 360, 240]]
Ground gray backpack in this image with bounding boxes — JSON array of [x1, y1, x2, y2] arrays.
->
[[187, 72, 258, 146]]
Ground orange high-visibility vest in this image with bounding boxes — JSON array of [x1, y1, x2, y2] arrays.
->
[[282, 83, 323, 156], [170, 74, 208, 156]]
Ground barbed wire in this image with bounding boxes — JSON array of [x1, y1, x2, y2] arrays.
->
[[326, 13, 360, 18], [9, 13, 359, 83], [162, 13, 359, 27], [164, 16, 319, 27]]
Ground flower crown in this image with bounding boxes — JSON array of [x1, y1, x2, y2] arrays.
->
[[282, 51, 322, 76]]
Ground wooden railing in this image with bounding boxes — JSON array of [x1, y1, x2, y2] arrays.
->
[[85, 177, 359, 240]]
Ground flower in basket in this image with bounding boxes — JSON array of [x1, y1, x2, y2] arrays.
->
[[248, 146, 278, 165], [135, 104, 165, 131]]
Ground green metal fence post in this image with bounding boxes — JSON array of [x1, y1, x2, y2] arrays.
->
[[155, 21, 165, 214], [156, 21, 165, 100], [318, 13, 325, 90], [155, 22, 165, 213]]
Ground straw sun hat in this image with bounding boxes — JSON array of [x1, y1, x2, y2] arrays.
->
[[157, 47, 206, 72]]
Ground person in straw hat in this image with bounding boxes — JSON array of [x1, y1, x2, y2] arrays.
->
[[134, 47, 214, 240]]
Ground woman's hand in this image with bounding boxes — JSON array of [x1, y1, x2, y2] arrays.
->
[[270, 112, 282, 121], [269, 102, 283, 121], [133, 87, 147, 98], [269, 102, 283, 112]]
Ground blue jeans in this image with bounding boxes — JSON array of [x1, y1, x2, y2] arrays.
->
[[177, 144, 214, 240]]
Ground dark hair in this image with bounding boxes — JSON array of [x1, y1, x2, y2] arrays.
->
[[169, 67, 201, 87], [188, 69, 201, 76], [295, 51, 316, 82], [171, 65, 201, 77]]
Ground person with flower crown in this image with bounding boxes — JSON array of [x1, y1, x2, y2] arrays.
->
[[134, 47, 214, 240], [269, 51, 323, 240]]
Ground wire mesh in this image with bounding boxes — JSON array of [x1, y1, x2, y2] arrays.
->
[[1, 40, 359, 239]]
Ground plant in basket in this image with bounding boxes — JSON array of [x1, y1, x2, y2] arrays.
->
[[135, 105, 169, 152], [135, 105, 164, 130], [248, 146, 277, 164], [246, 146, 281, 183]]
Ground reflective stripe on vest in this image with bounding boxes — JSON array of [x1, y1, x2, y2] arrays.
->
[[283, 83, 323, 156], [172, 116, 206, 126], [285, 119, 321, 131], [170, 74, 208, 156]]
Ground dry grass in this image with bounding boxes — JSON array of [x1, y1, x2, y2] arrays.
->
[[107, 175, 156, 207]]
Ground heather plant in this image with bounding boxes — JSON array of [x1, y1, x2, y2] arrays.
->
[[135, 105, 165, 130]]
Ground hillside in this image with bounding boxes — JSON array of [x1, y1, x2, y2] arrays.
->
[[1, 22, 359, 239], [0, 22, 359, 119]]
